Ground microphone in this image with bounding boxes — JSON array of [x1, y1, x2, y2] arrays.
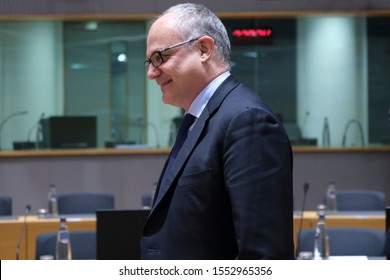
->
[[300, 110, 310, 139], [146, 121, 160, 148], [296, 182, 310, 259], [342, 119, 365, 147], [0, 110, 28, 150], [36, 113, 46, 149], [16, 204, 31, 260], [132, 117, 161, 148]]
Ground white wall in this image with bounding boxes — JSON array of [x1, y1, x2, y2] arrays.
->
[[1, 151, 389, 215], [297, 16, 368, 147], [0, 21, 64, 150]]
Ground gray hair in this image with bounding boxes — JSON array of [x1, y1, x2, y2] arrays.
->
[[158, 3, 231, 69]]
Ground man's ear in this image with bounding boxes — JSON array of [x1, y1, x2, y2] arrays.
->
[[198, 36, 214, 61]]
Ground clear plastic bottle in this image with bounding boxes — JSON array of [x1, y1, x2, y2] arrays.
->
[[48, 183, 58, 216], [313, 204, 330, 260], [325, 179, 337, 212], [56, 217, 72, 260]]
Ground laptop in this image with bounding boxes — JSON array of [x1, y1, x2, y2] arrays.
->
[[96, 209, 150, 260]]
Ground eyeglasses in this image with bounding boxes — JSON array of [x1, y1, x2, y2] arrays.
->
[[144, 37, 200, 68]]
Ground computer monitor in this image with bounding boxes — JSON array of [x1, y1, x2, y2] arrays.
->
[[96, 209, 150, 260], [41, 116, 97, 149]]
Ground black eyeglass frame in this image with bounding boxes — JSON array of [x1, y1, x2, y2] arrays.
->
[[144, 37, 200, 68]]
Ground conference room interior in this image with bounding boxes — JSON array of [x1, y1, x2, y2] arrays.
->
[[0, 0, 389, 260]]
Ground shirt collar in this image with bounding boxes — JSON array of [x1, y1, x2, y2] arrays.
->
[[187, 71, 230, 118]]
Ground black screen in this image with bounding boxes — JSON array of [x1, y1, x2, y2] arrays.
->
[[41, 116, 97, 149], [96, 209, 150, 260]]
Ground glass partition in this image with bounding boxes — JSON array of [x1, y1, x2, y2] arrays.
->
[[0, 15, 389, 150]]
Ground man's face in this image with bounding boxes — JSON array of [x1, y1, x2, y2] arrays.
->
[[146, 14, 204, 110]]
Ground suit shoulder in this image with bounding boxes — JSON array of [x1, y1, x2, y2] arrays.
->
[[225, 83, 275, 114]]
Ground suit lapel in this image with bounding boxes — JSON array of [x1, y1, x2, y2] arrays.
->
[[151, 76, 240, 209]]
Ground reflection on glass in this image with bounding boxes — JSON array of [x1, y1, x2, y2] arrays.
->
[[0, 16, 389, 150], [110, 41, 129, 145]]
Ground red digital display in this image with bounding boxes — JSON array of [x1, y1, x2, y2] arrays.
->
[[232, 29, 272, 38], [231, 28, 273, 45]]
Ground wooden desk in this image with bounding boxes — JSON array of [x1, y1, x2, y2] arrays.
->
[[0, 215, 95, 260], [300, 211, 386, 229], [0, 216, 26, 260], [293, 211, 386, 246], [25, 215, 96, 260], [0, 212, 386, 259]]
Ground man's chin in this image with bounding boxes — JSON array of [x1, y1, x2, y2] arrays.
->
[[162, 96, 180, 108], [162, 94, 173, 105]]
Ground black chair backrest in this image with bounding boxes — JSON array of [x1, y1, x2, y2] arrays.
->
[[57, 192, 114, 214], [35, 230, 96, 260], [0, 196, 12, 216], [335, 190, 385, 211], [296, 227, 386, 257]]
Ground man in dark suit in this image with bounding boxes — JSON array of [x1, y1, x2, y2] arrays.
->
[[141, 3, 294, 259]]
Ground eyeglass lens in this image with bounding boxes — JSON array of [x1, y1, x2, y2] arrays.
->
[[145, 37, 200, 68]]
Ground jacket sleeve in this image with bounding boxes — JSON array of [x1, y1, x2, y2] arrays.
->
[[223, 107, 294, 259]]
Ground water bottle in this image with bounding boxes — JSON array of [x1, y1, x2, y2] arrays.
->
[[325, 179, 337, 212], [313, 204, 330, 260], [48, 183, 58, 216], [56, 217, 72, 260], [142, 183, 157, 209], [322, 117, 330, 147]]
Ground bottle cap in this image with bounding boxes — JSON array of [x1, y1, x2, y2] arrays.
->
[[298, 251, 314, 260], [317, 204, 326, 217], [40, 255, 54, 260]]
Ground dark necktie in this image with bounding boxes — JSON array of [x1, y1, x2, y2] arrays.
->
[[157, 113, 196, 199], [170, 113, 196, 163]]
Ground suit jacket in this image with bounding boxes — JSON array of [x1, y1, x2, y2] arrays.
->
[[141, 75, 294, 259]]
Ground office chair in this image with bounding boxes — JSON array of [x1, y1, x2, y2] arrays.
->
[[0, 195, 12, 216], [57, 192, 114, 215], [35, 230, 96, 260], [335, 190, 385, 211], [296, 227, 386, 257]]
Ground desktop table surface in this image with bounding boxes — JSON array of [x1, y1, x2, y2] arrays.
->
[[0, 211, 386, 260]]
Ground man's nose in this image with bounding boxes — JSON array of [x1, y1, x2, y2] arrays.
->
[[147, 64, 161, 79]]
